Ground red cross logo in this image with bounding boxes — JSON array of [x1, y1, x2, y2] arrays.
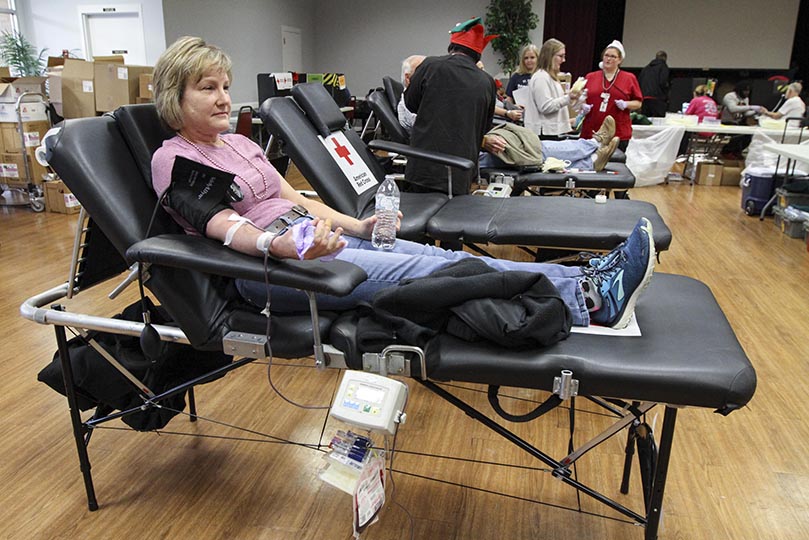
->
[[331, 137, 354, 165]]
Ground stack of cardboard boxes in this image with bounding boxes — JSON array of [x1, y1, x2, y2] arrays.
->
[[0, 56, 154, 208], [673, 158, 746, 186], [0, 57, 153, 209], [47, 55, 153, 118], [693, 159, 744, 187]]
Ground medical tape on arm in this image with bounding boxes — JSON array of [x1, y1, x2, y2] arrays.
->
[[224, 213, 257, 246], [256, 230, 276, 254]]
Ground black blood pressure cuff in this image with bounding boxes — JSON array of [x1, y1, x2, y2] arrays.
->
[[164, 156, 244, 234]]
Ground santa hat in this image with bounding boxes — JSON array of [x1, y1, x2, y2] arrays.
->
[[449, 17, 498, 54]]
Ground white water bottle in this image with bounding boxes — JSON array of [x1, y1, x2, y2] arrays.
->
[[371, 175, 400, 249]]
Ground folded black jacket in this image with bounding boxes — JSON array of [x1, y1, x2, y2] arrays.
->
[[357, 258, 572, 351]]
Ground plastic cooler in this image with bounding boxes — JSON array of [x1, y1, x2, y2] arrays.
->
[[741, 168, 776, 216]]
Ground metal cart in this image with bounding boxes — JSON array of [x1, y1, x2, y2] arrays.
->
[[0, 91, 50, 212]]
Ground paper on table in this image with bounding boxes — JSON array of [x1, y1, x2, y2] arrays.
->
[[512, 86, 530, 108], [571, 313, 642, 337]]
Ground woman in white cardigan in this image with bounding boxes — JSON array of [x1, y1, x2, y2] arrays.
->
[[524, 38, 584, 139]]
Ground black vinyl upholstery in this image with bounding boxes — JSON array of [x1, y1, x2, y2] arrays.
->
[[427, 195, 671, 251], [425, 274, 755, 412], [482, 162, 636, 191], [610, 148, 627, 163], [383, 76, 403, 112], [368, 89, 409, 144], [328, 273, 756, 413], [114, 103, 175, 188], [292, 82, 349, 137], [261, 88, 447, 241], [266, 83, 671, 254]]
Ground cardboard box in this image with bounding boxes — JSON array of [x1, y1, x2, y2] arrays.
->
[[0, 152, 26, 180], [0, 73, 48, 122], [47, 58, 96, 118], [0, 100, 48, 123], [722, 165, 744, 186], [44, 179, 81, 214], [139, 73, 153, 98], [93, 55, 125, 64], [0, 76, 47, 103], [0, 120, 50, 153], [28, 152, 49, 183], [696, 162, 723, 186], [94, 62, 153, 112], [0, 151, 49, 185]]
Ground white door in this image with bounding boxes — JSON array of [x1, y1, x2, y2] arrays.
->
[[79, 4, 147, 65], [282, 26, 302, 72]]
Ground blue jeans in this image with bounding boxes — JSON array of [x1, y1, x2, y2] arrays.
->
[[479, 138, 600, 171], [236, 236, 590, 326]]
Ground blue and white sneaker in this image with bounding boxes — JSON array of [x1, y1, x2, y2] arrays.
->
[[587, 248, 621, 272], [588, 217, 655, 328]]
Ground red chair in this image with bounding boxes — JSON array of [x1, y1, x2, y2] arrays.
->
[[234, 105, 254, 139]]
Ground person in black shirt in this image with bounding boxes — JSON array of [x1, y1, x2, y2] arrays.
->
[[404, 17, 501, 195], [639, 51, 670, 117]]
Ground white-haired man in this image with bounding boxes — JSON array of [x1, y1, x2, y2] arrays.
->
[[397, 54, 425, 135], [762, 82, 806, 126]]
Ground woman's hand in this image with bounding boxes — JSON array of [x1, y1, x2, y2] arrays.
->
[[270, 217, 346, 259], [355, 211, 403, 239]]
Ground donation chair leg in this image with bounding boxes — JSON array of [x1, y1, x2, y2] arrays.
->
[[421, 380, 647, 525], [54, 319, 98, 511], [187, 387, 197, 422], [644, 406, 678, 540], [636, 422, 658, 511], [620, 420, 638, 494]]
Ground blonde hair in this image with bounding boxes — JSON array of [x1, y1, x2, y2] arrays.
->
[[153, 36, 233, 131], [537, 38, 565, 80], [515, 43, 540, 75], [694, 84, 707, 96]]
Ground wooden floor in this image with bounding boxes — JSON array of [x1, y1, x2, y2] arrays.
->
[[1, 180, 808, 540]]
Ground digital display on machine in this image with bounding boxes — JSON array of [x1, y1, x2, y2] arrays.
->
[[355, 383, 385, 405]]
